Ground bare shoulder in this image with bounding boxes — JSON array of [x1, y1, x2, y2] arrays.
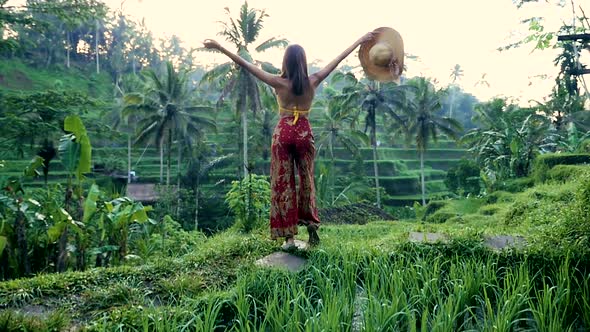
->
[[309, 73, 322, 88], [272, 77, 290, 93]]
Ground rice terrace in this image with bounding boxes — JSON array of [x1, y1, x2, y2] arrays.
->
[[1, 0, 590, 331]]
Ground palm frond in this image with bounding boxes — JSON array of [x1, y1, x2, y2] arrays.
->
[[134, 120, 158, 145], [199, 154, 234, 177], [200, 62, 233, 85], [255, 37, 288, 52], [259, 61, 281, 74]]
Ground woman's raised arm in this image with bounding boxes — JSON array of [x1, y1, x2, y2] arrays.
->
[[203, 39, 283, 88], [309, 32, 375, 88]]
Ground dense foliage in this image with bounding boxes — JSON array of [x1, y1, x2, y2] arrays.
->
[[0, 0, 589, 329]]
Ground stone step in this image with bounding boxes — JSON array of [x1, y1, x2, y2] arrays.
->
[[255, 252, 307, 273]]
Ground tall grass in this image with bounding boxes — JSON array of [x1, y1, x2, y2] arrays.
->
[[82, 246, 589, 331], [8, 241, 589, 331]]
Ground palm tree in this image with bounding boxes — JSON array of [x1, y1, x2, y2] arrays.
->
[[448, 64, 463, 118], [463, 99, 551, 180], [124, 62, 215, 186], [201, 2, 287, 178], [315, 80, 369, 204], [474, 73, 490, 88], [251, 83, 278, 163], [337, 72, 411, 208], [449, 64, 464, 84], [406, 78, 462, 205], [185, 149, 233, 231]]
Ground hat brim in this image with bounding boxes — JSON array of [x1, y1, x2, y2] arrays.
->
[[359, 27, 404, 83]]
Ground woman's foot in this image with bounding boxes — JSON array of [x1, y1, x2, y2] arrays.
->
[[307, 224, 320, 246], [281, 236, 296, 250]]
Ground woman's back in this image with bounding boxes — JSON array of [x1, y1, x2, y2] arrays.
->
[[275, 79, 315, 111]]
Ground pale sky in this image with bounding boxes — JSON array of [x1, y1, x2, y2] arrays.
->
[[11, 0, 590, 104], [111, 0, 589, 105]]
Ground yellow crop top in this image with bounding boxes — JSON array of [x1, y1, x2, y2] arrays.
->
[[278, 103, 310, 125]]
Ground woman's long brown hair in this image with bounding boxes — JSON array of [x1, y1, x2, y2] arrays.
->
[[280, 44, 309, 96]]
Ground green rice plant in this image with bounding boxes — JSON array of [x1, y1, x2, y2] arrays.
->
[[0, 309, 71, 332], [445, 258, 498, 330], [476, 264, 533, 332], [307, 262, 356, 331], [231, 278, 258, 331], [362, 259, 411, 330], [153, 274, 205, 305], [80, 282, 146, 313], [530, 283, 574, 332], [578, 272, 590, 329]]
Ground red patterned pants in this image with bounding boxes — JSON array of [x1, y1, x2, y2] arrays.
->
[[270, 116, 320, 239]]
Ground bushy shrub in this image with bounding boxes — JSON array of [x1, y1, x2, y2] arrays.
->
[[388, 206, 416, 220], [152, 187, 196, 230], [225, 174, 271, 232], [318, 203, 394, 224], [478, 205, 501, 216], [504, 200, 538, 225], [532, 153, 590, 182], [546, 165, 589, 183], [426, 211, 456, 224], [422, 200, 448, 220], [426, 181, 447, 193], [498, 177, 535, 193], [562, 173, 590, 248], [144, 215, 206, 259], [484, 190, 514, 204], [445, 159, 481, 195], [578, 139, 590, 153]]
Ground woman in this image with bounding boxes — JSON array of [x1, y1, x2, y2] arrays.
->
[[204, 32, 374, 248]]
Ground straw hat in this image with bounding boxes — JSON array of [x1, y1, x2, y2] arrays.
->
[[359, 27, 404, 83]]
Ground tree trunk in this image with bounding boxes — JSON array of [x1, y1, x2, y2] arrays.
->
[[95, 20, 100, 74], [159, 140, 164, 184], [132, 55, 137, 75], [15, 210, 30, 276], [66, 30, 71, 69], [57, 187, 73, 272], [241, 96, 248, 178], [95, 241, 103, 268], [57, 226, 68, 272], [127, 134, 131, 184], [329, 132, 335, 205], [371, 114, 381, 209], [76, 195, 85, 271], [167, 129, 172, 187], [420, 150, 426, 206], [177, 135, 182, 219], [119, 229, 127, 262], [449, 90, 455, 118], [194, 179, 199, 231]]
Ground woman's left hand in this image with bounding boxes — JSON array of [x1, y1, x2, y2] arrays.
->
[[203, 39, 222, 50]]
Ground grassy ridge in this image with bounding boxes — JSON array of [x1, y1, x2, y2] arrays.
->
[[0, 59, 113, 98], [1, 166, 590, 330]]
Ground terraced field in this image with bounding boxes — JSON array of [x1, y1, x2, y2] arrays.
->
[[2, 108, 466, 206]]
